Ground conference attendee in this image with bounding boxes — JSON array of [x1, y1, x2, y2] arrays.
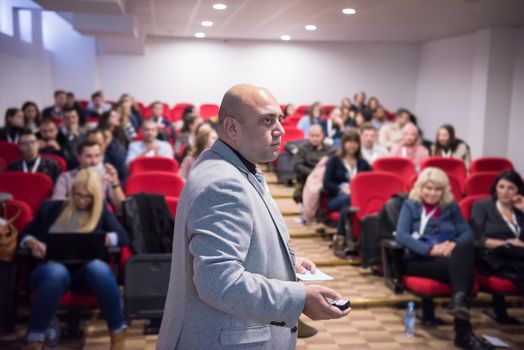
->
[[115, 98, 138, 144], [86, 127, 128, 183], [324, 107, 345, 147], [53, 140, 125, 212], [61, 107, 86, 152], [293, 125, 335, 204], [297, 101, 323, 138], [283, 103, 296, 118], [378, 108, 411, 149], [150, 101, 176, 141], [37, 119, 74, 167], [178, 127, 218, 180], [470, 171, 524, 294], [0, 107, 25, 144], [360, 123, 389, 164], [42, 90, 67, 121], [351, 91, 366, 113], [86, 90, 112, 120], [353, 111, 366, 129], [371, 106, 388, 131], [174, 114, 201, 156], [431, 124, 471, 169], [365, 96, 380, 117], [19, 169, 129, 350], [157, 84, 350, 350], [65, 92, 87, 126], [323, 130, 372, 258], [341, 97, 352, 110], [390, 122, 429, 170], [125, 120, 173, 165], [118, 93, 143, 132], [98, 109, 128, 149], [396, 167, 489, 350], [22, 101, 42, 133], [8, 129, 61, 183]]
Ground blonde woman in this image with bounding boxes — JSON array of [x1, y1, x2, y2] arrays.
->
[[20, 169, 129, 350], [178, 127, 217, 180], [396, 167, 488, 350]]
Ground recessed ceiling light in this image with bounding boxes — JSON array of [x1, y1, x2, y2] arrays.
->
[[195, 32, 206, 38], [305, 24, 317, 31], [342, 8, 356, 15], [201, 21, 214, 27], [280, 34, 291, 41], [213, 3, 227, 10]]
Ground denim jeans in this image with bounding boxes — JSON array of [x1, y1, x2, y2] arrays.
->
[[27, 259, 125, 342], [328, 193, 351, 236]]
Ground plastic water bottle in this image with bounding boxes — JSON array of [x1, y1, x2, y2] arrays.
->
[[404, 301, 415, 337]]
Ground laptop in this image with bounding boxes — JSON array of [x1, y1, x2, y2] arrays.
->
[[46, 232, 107, 264]]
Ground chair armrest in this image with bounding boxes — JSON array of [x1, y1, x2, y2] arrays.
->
[[380, 239, 405, 294], [380, 239, 403, 250]]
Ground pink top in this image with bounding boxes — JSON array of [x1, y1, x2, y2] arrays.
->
[[390, 143, 429, 168]]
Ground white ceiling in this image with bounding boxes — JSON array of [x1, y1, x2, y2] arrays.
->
[[32, 0, 524, 53]]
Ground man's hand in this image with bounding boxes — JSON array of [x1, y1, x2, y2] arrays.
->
[[295, 256, 316, 274], [507, 239, 524, 248], [303, 285, 351, 320], [104, 163, 119, 187], [26, 238, 47, 259], [46, 140, 61, 151]]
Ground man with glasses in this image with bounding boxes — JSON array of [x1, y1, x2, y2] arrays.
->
[[8, 129, 61, 183]]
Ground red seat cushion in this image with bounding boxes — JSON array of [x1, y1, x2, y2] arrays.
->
[[58, 291, 98, 307], [477, 274, 518, 294], [403, 276, 451, 295], [327, 211, 340, 221]]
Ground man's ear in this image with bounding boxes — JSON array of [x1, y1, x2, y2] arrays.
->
[[223, 116, 240, 142]]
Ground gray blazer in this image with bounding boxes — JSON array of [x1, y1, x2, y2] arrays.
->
[[157, 140, 307, 350]]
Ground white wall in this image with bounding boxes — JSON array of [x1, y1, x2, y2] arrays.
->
[[507, 28, 524, 174], [97, 37, 420, 110]]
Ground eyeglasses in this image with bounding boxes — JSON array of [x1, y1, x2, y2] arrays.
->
[[19, 140, 37, 146], [73, 192, 94, 201]]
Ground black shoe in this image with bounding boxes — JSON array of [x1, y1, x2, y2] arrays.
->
[[448, 292, 470, 320], [297, 320, 317, 338], [332, 235, 347, 259], [454, 331, 491, 350]]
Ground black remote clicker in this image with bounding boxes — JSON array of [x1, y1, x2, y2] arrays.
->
[[329, 299, 350, 311]]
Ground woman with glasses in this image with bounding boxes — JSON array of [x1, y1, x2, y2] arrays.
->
[[19, 169, 129, 350]]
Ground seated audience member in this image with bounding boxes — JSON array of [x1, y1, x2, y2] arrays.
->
[[293, 125, 335, 203], [87, 127, 128, 183], [150, 101, 175, 141], [371, 106, 388, 131], [61, 107, 86, 151], [324, 130, 372, 258], [119, 94, 143, 132], [99, 109, 128, 149], [116, 98, 139, 144], [283, 103, 296, 118], [179, 127, 217, 180], [126, 120, 173, 165], [174, 114, 201, 156], [470, 171, 524, 293], [65, 92, 86, 125], [352, 112, 366, 129], [22, 101, 42, 133], [396, 167, 488, 350], [8, 129, 61, 183], [364, 96, 380, 120], [360, 123, 389, 164], [0, 108, 25, 143], [37, 119, 74, 167], [53, 140, 125, 212], [19, 169, 129, 350], [297, 102, 324, 138], [390, 122, 429, 170], [324, 107, 345, 147], [351, 91, 366, 113], [341, 106, 353, 126], [431, 124, 471, 169], [42, 90, 66, 121], [86, 90, 112, 120], [341, 96, 352, 110], [378, 108, 411, 149]]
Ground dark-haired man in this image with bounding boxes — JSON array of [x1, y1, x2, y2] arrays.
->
[[42, 90, 67, 121]]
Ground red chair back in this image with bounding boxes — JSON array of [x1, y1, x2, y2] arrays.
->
[[371, 157, 417, 188], [279, 128, 304, 152], [0, 141, 22, 166], [126, 172, 184, 197], [446, 173, 464, 201], [199, 104, 219, 120], [0, 172, 53, 215], [470, 157, 513, 174], [1, 198, 33, 233], [421, 157, 467, 189], [129, 157, 179, 174], [40, 154, 67, 173], [465, 172, 498, 197], [171, 103, 193, 122], [322, 105, 336, 114], [458, 194, 489, 221], [295, 105, 309, 116], [0, 157, 5, 172], [165, 196, 179, 219]]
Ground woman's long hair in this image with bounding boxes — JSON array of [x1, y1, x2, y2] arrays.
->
[[409, 167, 455, 206], [338, 129, 362, 159], [56, 169, 104, 232], [434, 124, 460, 154]]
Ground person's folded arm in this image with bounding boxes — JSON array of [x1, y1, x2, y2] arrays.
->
[[188, 178, 306, 327], [395, 202, 432, 256]]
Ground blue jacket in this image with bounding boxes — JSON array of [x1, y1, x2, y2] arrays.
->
[[395, 199, 473, 256], [322, 156, 371, 197]]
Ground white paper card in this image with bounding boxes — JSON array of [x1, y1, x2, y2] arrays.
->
[[296, 269, 334, 281], [482, 335, 510, 348]]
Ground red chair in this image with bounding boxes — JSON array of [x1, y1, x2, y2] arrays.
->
[[371, 157, 417, 189], [165, 196, 179, 219], [322, 105, 336, 114], [78, 100, 89, 110], [350, 172, 407, 241], [281, 115, 301, 128], [295, 105, 309, 116], [126, 172, 184, 197], [458, 195, 489, 221], [279, 128, 304, 152], [171, 103, 193, 122], [447, 173, 464, 201], [0, 157, 5, 172], [1, 198, 33, 233], [464, 172, 499, 197], [41, 154, 67, 173], [470, 157, 513, 174], [421, 157, 467, 188], [199, 104, 219, 120], [0, 172, 53, 215], [0, 141, 22, 166], [129, 157, 180, 175]]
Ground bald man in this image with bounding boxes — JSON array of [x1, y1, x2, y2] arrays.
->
[[157, 84, 349, 349]]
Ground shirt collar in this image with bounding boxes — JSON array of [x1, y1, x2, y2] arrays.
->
[[219, 139, 257, 176]]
